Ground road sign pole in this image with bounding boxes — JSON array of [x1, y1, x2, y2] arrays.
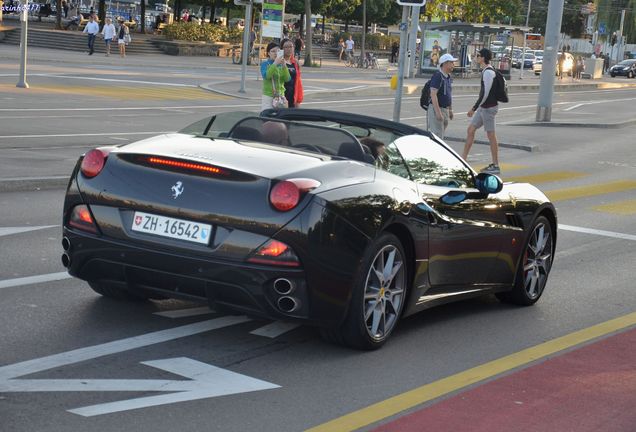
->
[[392, 6, 409, 122], [238, 1, 253, 94], [407, 5, 420, 78], [536, 0, 564, 122], [16, 0, 29, 89]]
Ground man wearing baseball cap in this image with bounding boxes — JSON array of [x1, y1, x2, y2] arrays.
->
[[427, 53, 457, 139]]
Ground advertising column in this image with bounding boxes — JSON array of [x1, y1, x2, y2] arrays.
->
[[262, 0, 284, 39]]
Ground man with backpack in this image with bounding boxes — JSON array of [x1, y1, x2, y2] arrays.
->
[[461, 48, 505, 175], [426, 53, 456, 139]]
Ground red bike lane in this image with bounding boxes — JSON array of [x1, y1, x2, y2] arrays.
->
[[372, 327, 636, 432]]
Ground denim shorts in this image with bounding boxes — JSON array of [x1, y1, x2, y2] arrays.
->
[[470, 106, 499, 132]]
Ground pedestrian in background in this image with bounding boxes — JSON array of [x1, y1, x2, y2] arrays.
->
[[294, 35, 304, 61], [603, 54, 610, 74], [281, 39, 304, 108], [338, 38, 345, 62], [101, 18, 116, 57], [558, 52, 565, 80], [390, 41, 399, 64], [117, 22, 129, 58], [461, 48, 501, 175], [260, 42, 291, 111], [427, 53, 456, 139], [345, 35, 355, 63], [83, 15, 99, 55]]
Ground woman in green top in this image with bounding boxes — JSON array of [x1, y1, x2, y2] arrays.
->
[[260, 42, 291, 110]]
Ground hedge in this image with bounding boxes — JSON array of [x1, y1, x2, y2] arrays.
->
[[163, 22, 243, 44]]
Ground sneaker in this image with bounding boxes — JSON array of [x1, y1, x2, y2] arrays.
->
[[481, 163, 501, 174]]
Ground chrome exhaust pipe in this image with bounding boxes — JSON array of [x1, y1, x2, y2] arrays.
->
[[277, 296, 300, 313], [61, 253, 71, 268], [62, 236, 71, 251], [273, 278, 294, 295]]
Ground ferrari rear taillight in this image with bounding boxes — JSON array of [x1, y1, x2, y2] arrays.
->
[[269, 178, 321, 212], [68, 204, 98, 234], [81, 147, 115, 178], [247, 239, 300, 267]]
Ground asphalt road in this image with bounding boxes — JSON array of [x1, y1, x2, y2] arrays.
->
[[1, 50, 635, 432]]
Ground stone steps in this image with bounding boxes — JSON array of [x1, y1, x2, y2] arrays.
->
[[0, 28, 164, 55]]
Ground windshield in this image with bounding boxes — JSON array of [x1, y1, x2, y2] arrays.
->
[[388, 135, 475, 188]]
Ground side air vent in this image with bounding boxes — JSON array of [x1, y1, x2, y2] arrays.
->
[[506, 213, 525, 229]]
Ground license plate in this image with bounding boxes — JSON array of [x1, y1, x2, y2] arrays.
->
[[131, 211, 212, 245]]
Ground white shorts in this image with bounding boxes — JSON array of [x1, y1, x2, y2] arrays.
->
[[118, 39, 126, 45]]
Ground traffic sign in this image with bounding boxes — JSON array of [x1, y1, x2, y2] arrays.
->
[[396, 0, 427, 6]]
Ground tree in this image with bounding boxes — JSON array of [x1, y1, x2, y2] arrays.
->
[[424, 0, 521, 24], [56, 0, 62, 29], [141, 0, 146, 33]]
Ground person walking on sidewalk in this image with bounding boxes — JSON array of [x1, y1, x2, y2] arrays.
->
[[461, 48, 501, 175], [117, 22, 129, 58], [427, 53, 456, 139], [101, 18, 116, 57], [83, 15, 99, 55]]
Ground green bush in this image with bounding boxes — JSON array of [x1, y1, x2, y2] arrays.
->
[[163, 22, 243, 44]]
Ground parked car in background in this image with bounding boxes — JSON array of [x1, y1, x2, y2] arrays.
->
[[609, 59, 636, 78]]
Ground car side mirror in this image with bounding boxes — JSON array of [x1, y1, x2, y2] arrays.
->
[[475, 173, 503, 194]]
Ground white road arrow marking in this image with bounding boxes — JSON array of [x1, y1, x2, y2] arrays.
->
[[0, 316, 251, 381], [0, 357, 279, 417], [0, 317, 281, 416]]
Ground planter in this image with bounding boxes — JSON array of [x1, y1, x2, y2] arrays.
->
[[153, 39, 230, 56]]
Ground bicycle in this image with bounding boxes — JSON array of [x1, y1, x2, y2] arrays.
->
[[345, 52, 359, 68], [232, 45, 260, 66]]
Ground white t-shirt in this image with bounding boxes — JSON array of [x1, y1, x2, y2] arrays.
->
[[101, 23, 116, 40], [345, 39, 354, 51], [83, 21, 100, 35]]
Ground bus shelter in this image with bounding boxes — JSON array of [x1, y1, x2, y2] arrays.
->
[[419, 22, 531, 79]]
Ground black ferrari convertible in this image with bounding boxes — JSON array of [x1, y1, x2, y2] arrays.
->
[[62, 109, 556, 350]]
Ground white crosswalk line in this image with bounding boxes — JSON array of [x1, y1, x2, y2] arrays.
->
[[0, 225, 58, 237], [154, 307, 215, 318], [0, 272, 72, 290], [250, 322, 301, 338]]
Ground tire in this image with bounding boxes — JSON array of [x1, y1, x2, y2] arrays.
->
[[611, 73, 616, 78], [496, 216, 554, 306], [321, 233, 407, 350], [628, 71, 634, 79], [88, 281, 156, 301]]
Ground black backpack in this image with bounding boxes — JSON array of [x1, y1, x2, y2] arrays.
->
[[419, 72, 445, 111], [419, 80, 431, 110], [491, 68, 509, 103]]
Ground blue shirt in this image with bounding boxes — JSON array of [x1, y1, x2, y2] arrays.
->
[[429, 71, 452, 108]]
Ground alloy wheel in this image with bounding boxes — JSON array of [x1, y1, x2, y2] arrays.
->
[[522, 222, 553, 300], [362, 245, 405, 341]]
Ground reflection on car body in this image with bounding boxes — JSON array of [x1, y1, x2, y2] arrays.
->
[[62, 109, 557, 350]]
